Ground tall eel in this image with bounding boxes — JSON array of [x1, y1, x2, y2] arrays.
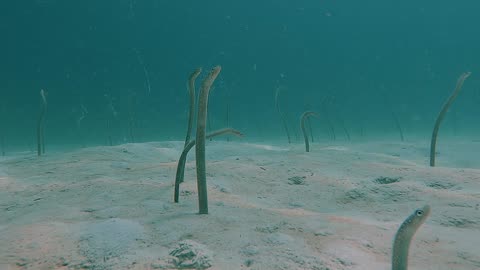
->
[[195, 66, 222, 214], [37, 89, 47, 156], [184, 68, 202, 148], [430, 72, 470, 166], [392, 205, 431, 270], [174, 128, 243, 203], [300, 111, 317, 152]]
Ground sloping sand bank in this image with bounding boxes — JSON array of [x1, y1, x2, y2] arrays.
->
[[1, 140, 479, 269]]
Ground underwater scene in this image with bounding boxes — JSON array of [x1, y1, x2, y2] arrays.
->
[[1, 1, 479, 269]]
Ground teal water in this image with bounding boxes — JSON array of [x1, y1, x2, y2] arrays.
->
[[1, 1, 479, 152]]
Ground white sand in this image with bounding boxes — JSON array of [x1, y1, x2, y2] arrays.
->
[[0, 140, 479, 269]]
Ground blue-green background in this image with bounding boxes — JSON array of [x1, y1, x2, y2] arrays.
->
[[1, 0, 479, 151]]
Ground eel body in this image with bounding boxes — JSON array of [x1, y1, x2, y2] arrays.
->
[[392, 205, 431, 270]]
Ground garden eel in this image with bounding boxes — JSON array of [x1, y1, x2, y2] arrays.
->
[[174, 128, 243, 203], [37, 89, 47, 156], [184, 67, 202, 148], [430, 72, 470, 166], [392, 205, 431, 270], [196, 65, 222, 214], [300, 111, 317, 152]]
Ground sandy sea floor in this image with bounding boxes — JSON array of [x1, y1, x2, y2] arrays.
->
[[0, 139, 479, 269]]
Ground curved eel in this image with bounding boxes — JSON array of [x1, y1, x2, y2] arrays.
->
[[174, 128, 243, 203], [392, 205, 431, 270], [184, 68, 202, 148], [300, 111, 317, 152], [430, 72, 470, 166], [195, 66, 222, 214]]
